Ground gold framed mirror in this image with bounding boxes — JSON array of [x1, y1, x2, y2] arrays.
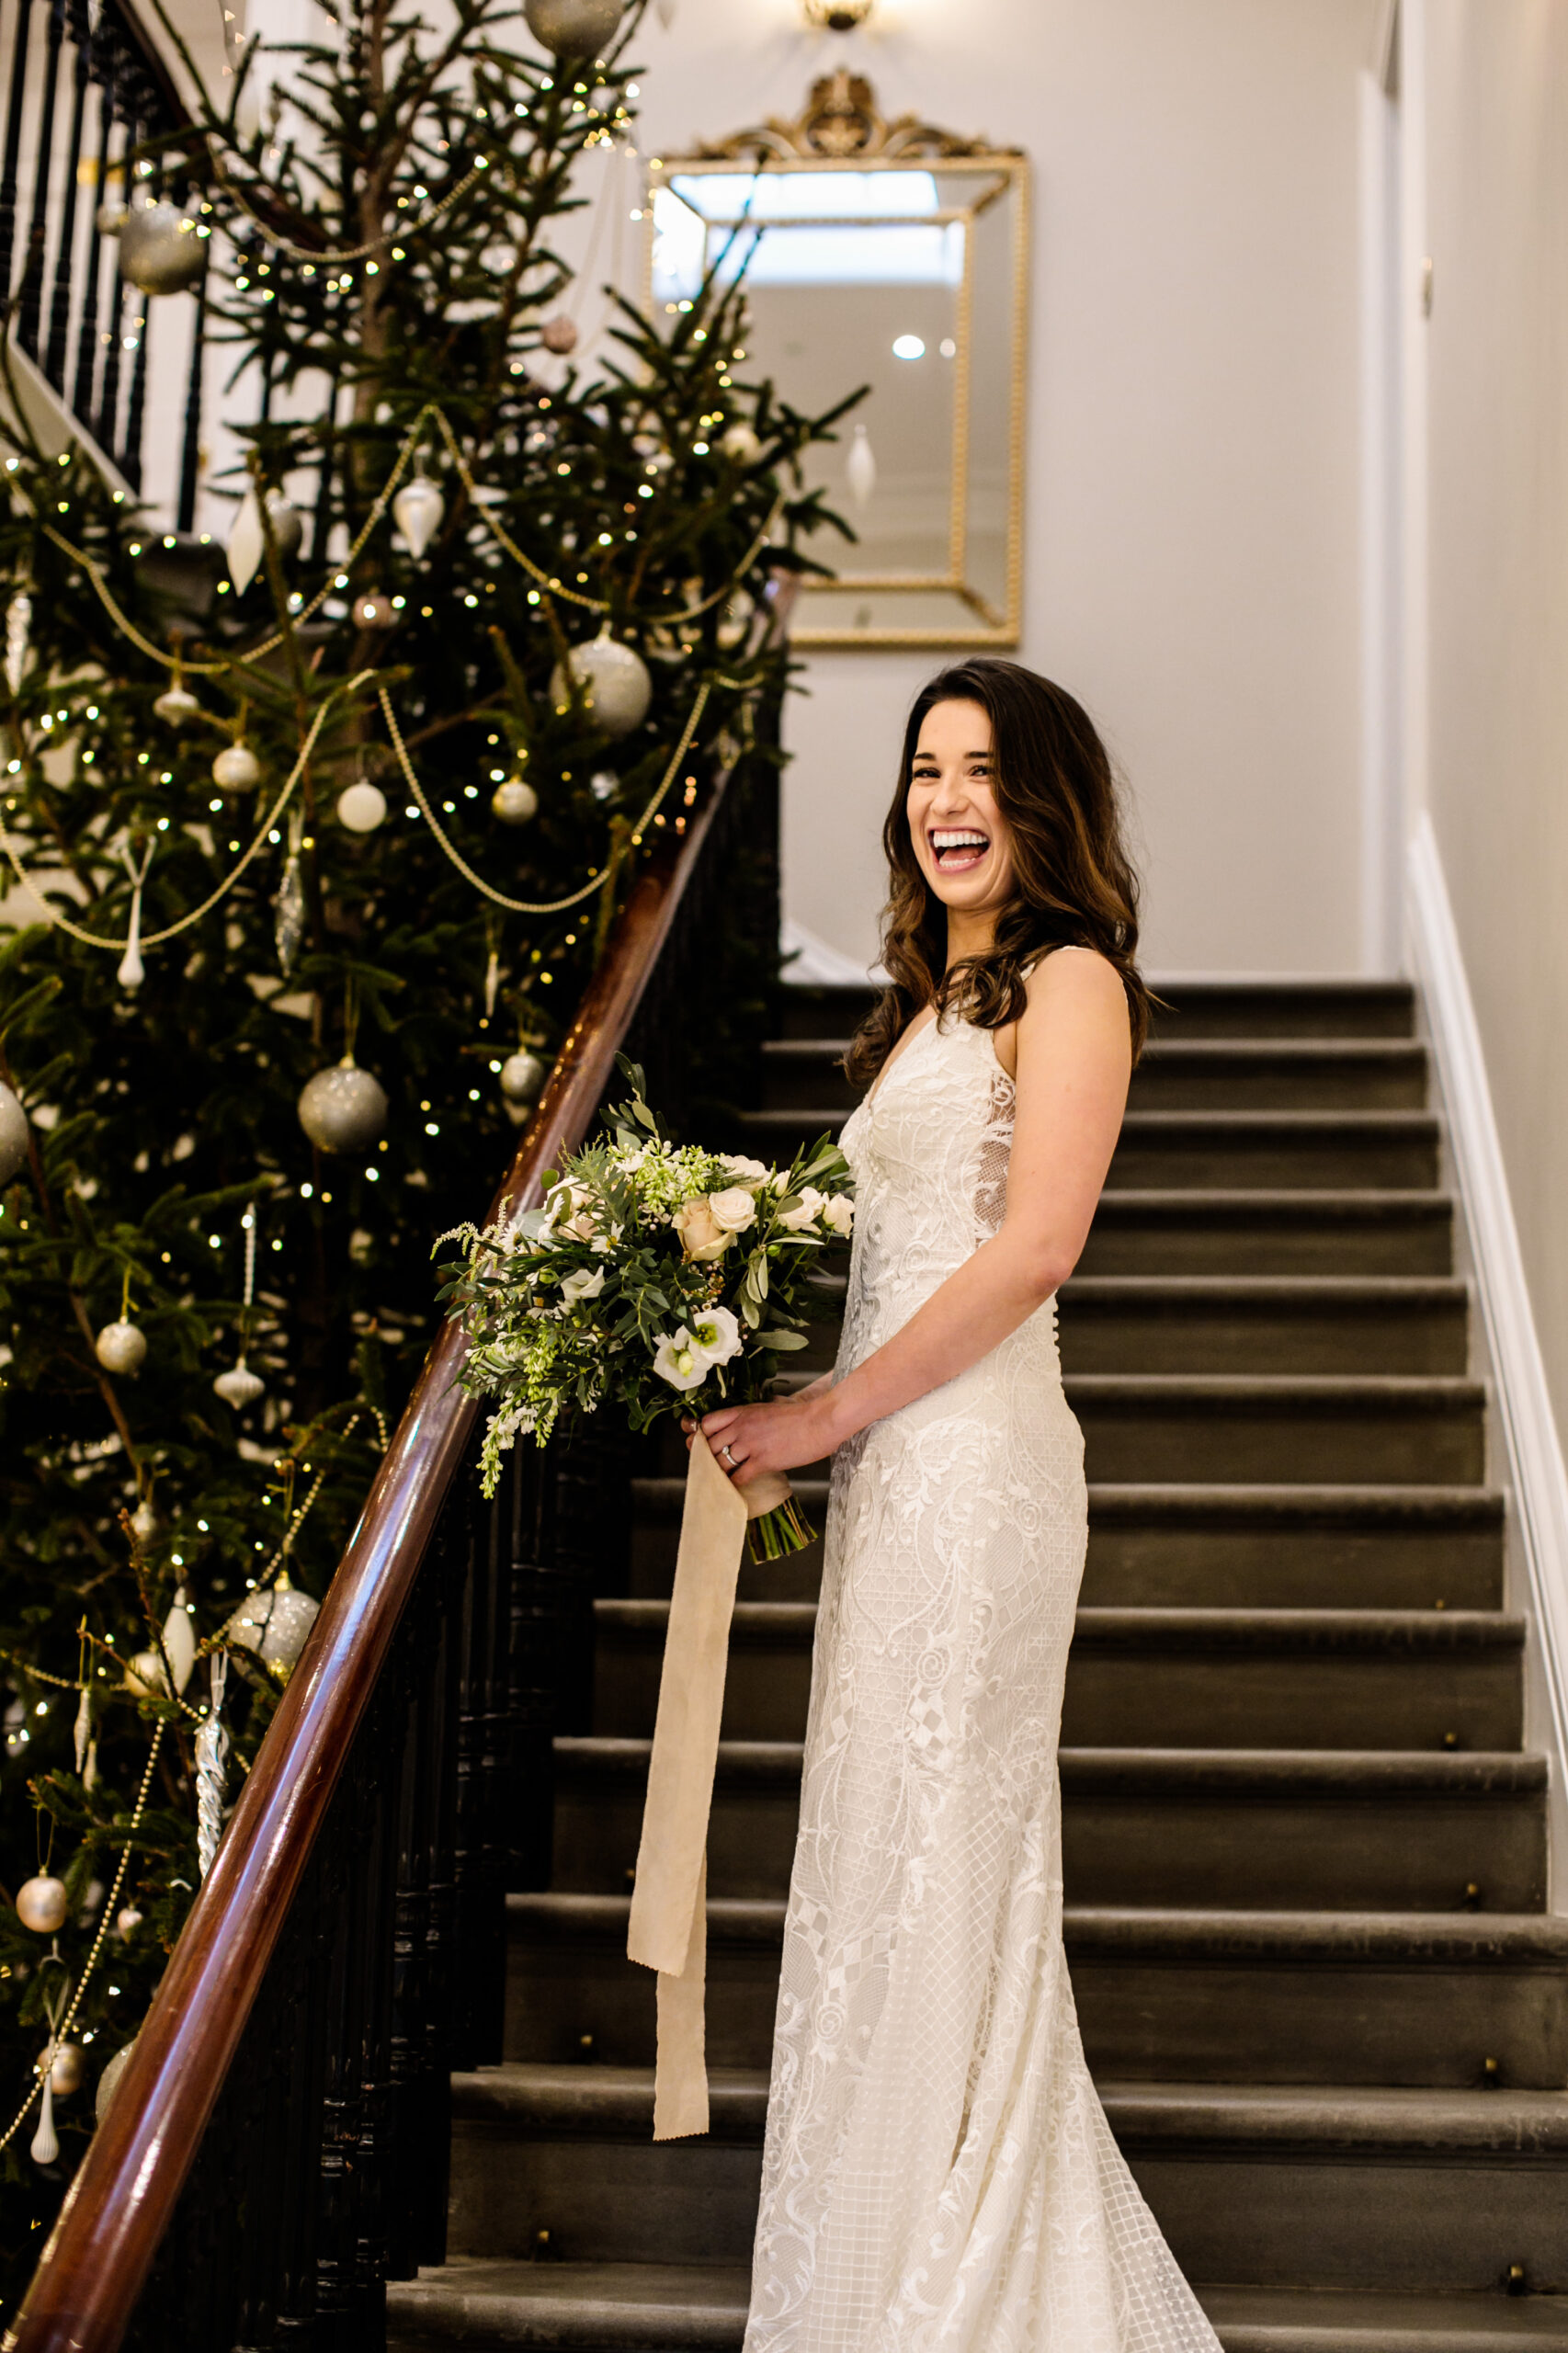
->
[[646, 73, 1029, 649]]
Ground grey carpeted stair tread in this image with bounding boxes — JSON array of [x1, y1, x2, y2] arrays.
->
[[507, 1892, 1568, 1966], [596, 1597, 1525, 1656], [386, 2257, 750, 2348], [1196, 2287, 1568, 2351], [556, 1737, 1545, 1794], [631, 1475, 1504, 1527]]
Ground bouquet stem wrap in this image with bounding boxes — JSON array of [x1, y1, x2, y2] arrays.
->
[[627, 1431, 792, 2139]]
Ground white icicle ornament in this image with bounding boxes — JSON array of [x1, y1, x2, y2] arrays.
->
[[392, 472, 444, 560], [550, 627, 652, 740], [30, 2071, 57, 2166], [846, 422, 877, 509], [0, 1078, 28, 1184], [5, 591, 31, 696]]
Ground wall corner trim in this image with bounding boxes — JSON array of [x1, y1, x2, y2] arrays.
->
[[1407, 811, 1568, 1867]]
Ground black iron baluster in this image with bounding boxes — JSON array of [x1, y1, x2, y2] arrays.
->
[[41, 0, 88, 386], [70, 74, 114, 425], [17, 0, 65, 354], [176, 263, 206, 529], [0, 0, 35, 305]]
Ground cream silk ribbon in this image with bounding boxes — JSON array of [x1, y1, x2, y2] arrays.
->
[[627, 1429, 790, 2140]]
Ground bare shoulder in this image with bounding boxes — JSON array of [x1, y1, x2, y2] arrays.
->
[[1023, 944, 1128, 1017], [996, 949, 1131, 1078]]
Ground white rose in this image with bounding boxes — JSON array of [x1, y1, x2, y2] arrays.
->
[[673, 1196, 732, 1262], [721, 1154, 770, 1184], [709, 1186, 758, 1234], [688, 1305, 743, 1366], [562, 1264, 606, 1303], [823, 1193, 854, 1236], [777, 1186, 827, 1233], [653, 1327, 709, 1392]]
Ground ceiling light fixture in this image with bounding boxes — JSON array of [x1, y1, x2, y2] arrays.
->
[[802, 0, 874, 28]]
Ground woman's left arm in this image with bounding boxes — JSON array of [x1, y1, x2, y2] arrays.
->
[[701, 950, 1132, 1485]]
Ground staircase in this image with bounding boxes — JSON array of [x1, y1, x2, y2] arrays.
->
[[387, 978, 1568, 2353]]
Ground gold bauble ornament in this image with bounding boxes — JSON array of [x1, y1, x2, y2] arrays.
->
[[491, 776, 539, 825], [297, 1056, 389, 1154]]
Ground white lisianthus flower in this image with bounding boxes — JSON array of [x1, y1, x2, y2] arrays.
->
[[653, 1327, 709, 1391], [709, 1186, 758, 1234], [673, 1196, 732, 1262], [823, 1193, 854, 1236], [721, 1154, 769, 1185], [562, 1264, 606, 1304], [542, 1178, 600, 1245], [777, 1186, 827, 1233], [688, 1305, 743, 1366]]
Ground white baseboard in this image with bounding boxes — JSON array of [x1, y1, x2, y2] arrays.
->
[[1407, 811, 1568, 1902]]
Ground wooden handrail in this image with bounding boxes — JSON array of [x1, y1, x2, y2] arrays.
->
[[6, 787, 730, 2353]]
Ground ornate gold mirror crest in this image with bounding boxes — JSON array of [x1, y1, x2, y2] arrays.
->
[[647, 74, 1030, 648]]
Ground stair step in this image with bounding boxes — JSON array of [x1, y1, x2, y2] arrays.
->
[[388, 2256, 751, 2348], [1197, 2286, 1568, 2353], [387, 2268, 1568, 2353], [591, 1600, 1525, 1750], [735, 1108, 1443, 1191], [551, 1742, 1547, 1912], [1079, 1192, 1453, 1277], [505, 1894, 1568, 2088], [759, 1038, 1432, 1115], [1084, 1485, 1504, 1609], [1144, 980, 1418, 1040], [1068, 1376, 1486, 1486], [628, 1482, 1506, 1609], [439, 2067, 1568, 2290], [1059, 1277, 1470, 1376]]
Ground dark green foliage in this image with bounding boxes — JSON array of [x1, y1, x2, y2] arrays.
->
[[0, 0, 854, 2297]]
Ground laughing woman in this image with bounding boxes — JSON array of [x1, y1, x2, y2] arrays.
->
[[698, 660, 1223, 2352]]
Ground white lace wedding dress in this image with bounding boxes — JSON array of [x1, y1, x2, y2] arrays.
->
[[744, 1000, 1222, 2353]]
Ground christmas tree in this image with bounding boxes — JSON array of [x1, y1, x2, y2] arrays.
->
[[0, 0, 854, 2290]]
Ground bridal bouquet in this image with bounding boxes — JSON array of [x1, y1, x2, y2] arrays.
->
[[440, 1060, 854, 1559]]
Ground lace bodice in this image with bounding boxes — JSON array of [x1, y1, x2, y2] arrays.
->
[[835, 1008, 1060, 1381]]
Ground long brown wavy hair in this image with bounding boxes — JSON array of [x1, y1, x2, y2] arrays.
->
[[846, 659, 1149, 1085]]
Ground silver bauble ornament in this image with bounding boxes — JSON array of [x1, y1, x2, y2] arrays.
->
[[16, 1876, 69, 1935], [0, 1078, 28, 1184], [550, 628, 652, 740], [337, 779, 388, 833], [96, 198, 127, 236], [95, 1320, 147, 1375], [722, 422, 763, 465], [540, 313, 578, 355], [491, 776, 539, 824], [49, 2042, 85, 2097], [213, 1358, 265, 1408], [392, 472, 444, 560], [298, 1056, 389, 1154], [96, 2040, 137, 2124], [501, 1049, 547, 1105], [153, 681, 199, 726], [523, 0, 623, 55], [227, 1577, 320, 1677], [352, 590, 398, 631], [213, 743, 261, 791], [119, 200, 206, 296]]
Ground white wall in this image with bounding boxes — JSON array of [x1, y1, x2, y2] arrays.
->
[[635, 0, 1374, 975], [1415, 0, 1568, 1444]]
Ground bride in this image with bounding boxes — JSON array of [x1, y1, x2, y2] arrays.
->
[[695, 658, 1223, 2352]]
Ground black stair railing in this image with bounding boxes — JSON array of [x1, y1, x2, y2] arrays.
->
[[6, 618, 788, 2349], [0, 0, 205, 512]]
